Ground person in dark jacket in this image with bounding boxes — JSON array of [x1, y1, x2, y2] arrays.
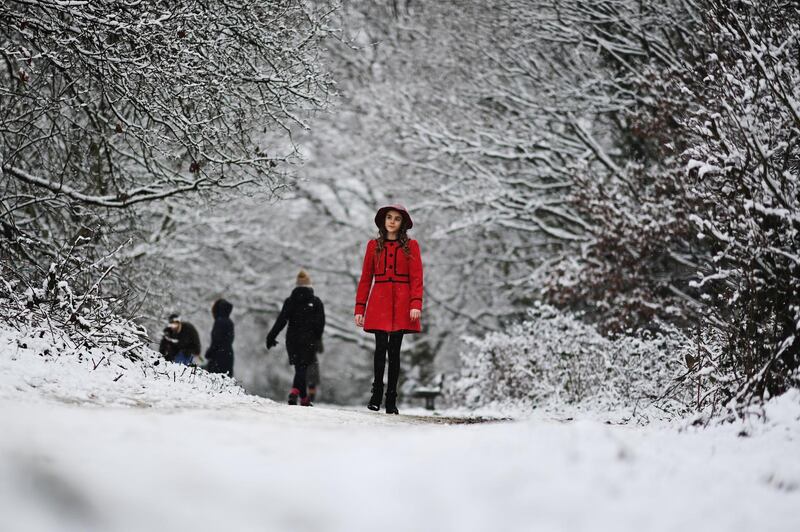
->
[[158, 313, 201, 365], [204, 298, 234, 377], [266, 269, 325, 406]]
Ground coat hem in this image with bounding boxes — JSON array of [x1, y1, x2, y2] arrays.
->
[[364, 328, 421, 334]]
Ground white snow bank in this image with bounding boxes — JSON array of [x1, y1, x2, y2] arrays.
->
[[0, 323, 259, 409], [743, 387, 800, 437]]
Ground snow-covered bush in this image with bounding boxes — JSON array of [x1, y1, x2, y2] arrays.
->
[[447, 304, 692, 417], [539, 0, 800, 409], [0, 321, 249, 407], [0, 266, 247, 407], [673, 1, 800, 408]]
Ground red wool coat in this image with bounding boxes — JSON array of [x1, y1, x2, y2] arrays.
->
[[355, 238, 423, 333]]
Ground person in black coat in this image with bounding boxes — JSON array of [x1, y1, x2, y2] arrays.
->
[[205, 298, 234, 377], [158, 314, 201, 365], [266, 269, 325, 406]]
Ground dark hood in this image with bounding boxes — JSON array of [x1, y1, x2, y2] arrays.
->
[[212, 298, 233, 319], [290, 286, 314, 304]]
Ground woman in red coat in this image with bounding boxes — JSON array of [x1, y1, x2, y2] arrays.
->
[[355, 204, 423, 414]]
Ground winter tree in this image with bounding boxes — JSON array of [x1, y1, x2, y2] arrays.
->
[[0, 0, 334, 318]]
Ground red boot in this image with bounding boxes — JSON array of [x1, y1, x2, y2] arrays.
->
[[288, 388, 300, 405]]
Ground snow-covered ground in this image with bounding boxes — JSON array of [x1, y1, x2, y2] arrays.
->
[[1, 324, 799, 532]]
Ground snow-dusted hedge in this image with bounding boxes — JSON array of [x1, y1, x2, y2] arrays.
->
[[0, 271, 252, 407], [0, 320, 251, 408], [447, 304, 692, 417]]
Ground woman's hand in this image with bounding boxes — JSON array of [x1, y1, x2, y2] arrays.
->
[[410, 309, 421, 321], [355, 314, 364, 327]]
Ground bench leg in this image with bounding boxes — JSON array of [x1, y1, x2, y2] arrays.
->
[[425, 397, 435, 410]]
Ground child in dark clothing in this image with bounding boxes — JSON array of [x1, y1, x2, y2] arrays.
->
[[205, 299, 235, 378], [159, 314, 201, 365]]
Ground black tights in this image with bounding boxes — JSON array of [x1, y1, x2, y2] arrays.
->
[[374, 332, 404, 394]]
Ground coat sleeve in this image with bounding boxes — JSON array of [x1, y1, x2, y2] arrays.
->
[[409, 239, 424, 311], [316, 298, 326, 339], [186, 324, 202, 356], [354, 240, 376, 315], [267, 299, 290, 344]]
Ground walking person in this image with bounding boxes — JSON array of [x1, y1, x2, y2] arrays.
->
[[158, 313, 201, 365], [266, 270, 326, 406], [354, 204, 424, 414], [204, 298, 235, 377]]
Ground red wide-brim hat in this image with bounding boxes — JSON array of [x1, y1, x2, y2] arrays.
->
[[374, 204, 413, 230]]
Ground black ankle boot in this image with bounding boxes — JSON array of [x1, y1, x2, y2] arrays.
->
[[385, 392, 399, 415], [367, 383, 383, 411]]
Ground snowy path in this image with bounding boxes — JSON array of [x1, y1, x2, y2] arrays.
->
[[1, 399, 798, 532]]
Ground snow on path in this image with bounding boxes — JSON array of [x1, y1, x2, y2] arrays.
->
[[1, 398, 798, 532]]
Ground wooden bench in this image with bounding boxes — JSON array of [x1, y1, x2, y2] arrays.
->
[[412, 387, 442, 410], [412, 374, 445, 410]]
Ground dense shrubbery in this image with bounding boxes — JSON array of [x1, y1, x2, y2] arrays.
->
[[431, 0, 798, 415], [446, 304, 692, 418], [547, 0, 800, 410], [1, 255, 152, 365]]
